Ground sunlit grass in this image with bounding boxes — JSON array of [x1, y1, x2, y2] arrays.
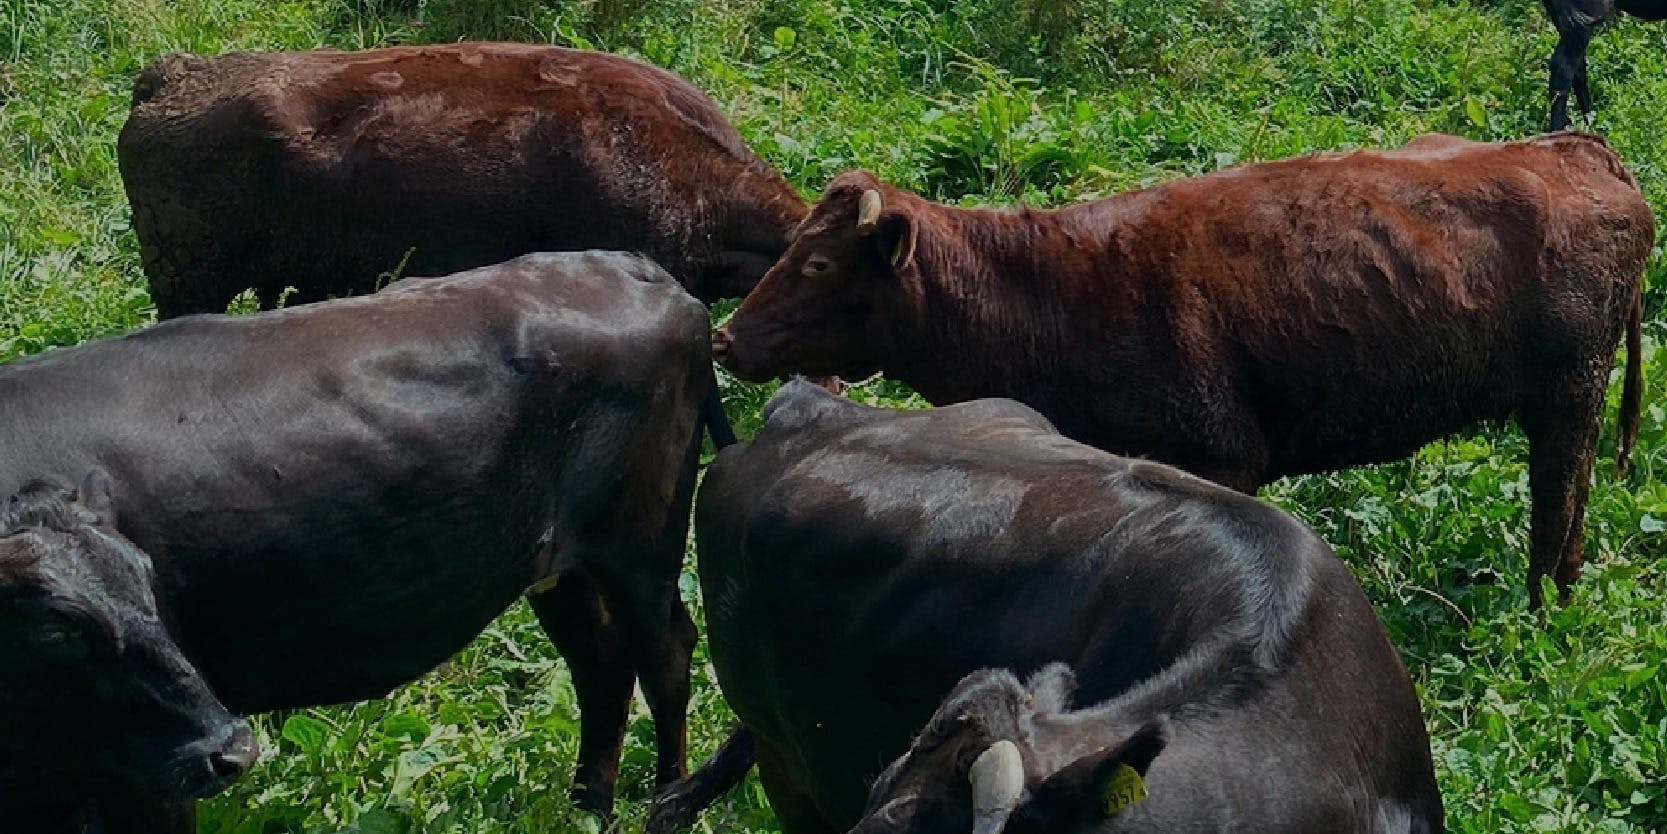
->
[[1, 0, 1663, 831]]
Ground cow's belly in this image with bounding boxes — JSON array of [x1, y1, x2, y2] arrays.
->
[[155, 517, 542, 714], [1262, 376, 1519, 477]]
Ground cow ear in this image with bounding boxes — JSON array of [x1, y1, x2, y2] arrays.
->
[[74, 470, 117, 525], [1025, 664, 1078, 714], [1006, 718, 1168, 831], [872, 210, 916, 273]]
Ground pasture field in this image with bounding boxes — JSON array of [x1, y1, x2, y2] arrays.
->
[[2, 0, 1665, 832]]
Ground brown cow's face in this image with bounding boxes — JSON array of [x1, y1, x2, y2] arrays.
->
[[714, 173, 915, 382]]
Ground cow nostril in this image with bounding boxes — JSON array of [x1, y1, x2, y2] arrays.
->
[[210, 747, 257, 780], [210, 727, 260, 781]]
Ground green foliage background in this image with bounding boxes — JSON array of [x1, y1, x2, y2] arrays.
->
[[2, 0, 1665, 832]]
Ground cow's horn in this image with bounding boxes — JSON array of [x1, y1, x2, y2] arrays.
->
[[856, 189, 883, 236], [969, 740, 1024, 834]]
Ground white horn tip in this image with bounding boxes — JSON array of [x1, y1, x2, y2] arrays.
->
[[856, 188, 883, 235], [970, 739, 1025, 812]]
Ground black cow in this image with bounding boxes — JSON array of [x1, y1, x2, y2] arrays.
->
[[0, 476, 257, 833], [0, 252, 711, 830], [677, 381, 1442, 833], [1545, 0, 1667, 129]]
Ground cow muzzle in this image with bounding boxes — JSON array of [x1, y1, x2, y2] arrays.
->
[[711, 327, 733, 363], [169, 719, 260, 800], [209, 723, 259, 784]]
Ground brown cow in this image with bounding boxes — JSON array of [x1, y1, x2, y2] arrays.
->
[[715, 133, 1650, 607], [118, 43, 806, 316]]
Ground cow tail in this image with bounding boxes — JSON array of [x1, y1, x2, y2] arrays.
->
[[646, 725, 756, 834], [703, 365, 738, 450], [1616, 289, 1643, 477]]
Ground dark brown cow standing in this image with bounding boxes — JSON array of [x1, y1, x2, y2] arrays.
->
[[118, 43, 807, 316], [716, 133, 1651, 607]]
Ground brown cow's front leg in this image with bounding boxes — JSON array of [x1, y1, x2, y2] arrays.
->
[[530, 574, 635, 821], [1520, 367, 1605, 609]]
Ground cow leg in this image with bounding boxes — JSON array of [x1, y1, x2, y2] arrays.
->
[[603, 577, 697, 788], [1520, 368, 1604, 608], [530, 574, 635, 820], [1574, 63, 1595, 116], [1548, 27, 1592, 130], [579, 540, 696, 790], [755, 739, 840, 834]]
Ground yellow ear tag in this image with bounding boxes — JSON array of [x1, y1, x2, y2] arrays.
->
[[1102, 764, 1148, 816]]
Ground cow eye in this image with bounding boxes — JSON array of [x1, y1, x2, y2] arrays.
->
[[802, 256, 834, 277], [31, 622, 88, 660]]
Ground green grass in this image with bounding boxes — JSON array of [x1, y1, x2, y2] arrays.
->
[[2, 0, 1665, 832]]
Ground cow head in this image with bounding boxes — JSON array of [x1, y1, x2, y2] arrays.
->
[[714, 171, 918, 382], [0, 475, 257, 805], [849, 666, 1168, 834]]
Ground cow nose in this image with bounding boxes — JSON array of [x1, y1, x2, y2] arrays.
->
[[210, 725, 259, 781], [711, 328, 733, 361]]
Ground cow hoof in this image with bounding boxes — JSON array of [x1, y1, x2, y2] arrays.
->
[[568, 786, 615, 830], [645, 780, 702, 834]]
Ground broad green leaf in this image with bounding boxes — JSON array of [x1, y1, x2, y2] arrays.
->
[[1465, 96, 1488, 129], [281, 715, 330, 756]]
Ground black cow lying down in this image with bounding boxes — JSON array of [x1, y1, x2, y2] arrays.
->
[[677, 381, 1443, 834], [0, 252, 711, 831]]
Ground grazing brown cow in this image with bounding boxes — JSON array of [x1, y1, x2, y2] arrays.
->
[[715, 133, 1651, 607], [118, 43, 806, 316]]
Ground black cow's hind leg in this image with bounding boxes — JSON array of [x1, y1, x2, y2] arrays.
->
[[1549, 27, 1593, 130], [1520, 365, 1605, 609], [1574, 64, 1594, 117], [531, 574, 635, 821], [608, 580, 697, 788]]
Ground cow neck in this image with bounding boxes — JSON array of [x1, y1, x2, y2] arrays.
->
[[728, 166, 808, 248], [890, 203, 1074, 405]]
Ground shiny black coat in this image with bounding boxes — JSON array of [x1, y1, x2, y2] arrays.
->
[[696, 381, 1443, 834], [0, 252, 711, 830]]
